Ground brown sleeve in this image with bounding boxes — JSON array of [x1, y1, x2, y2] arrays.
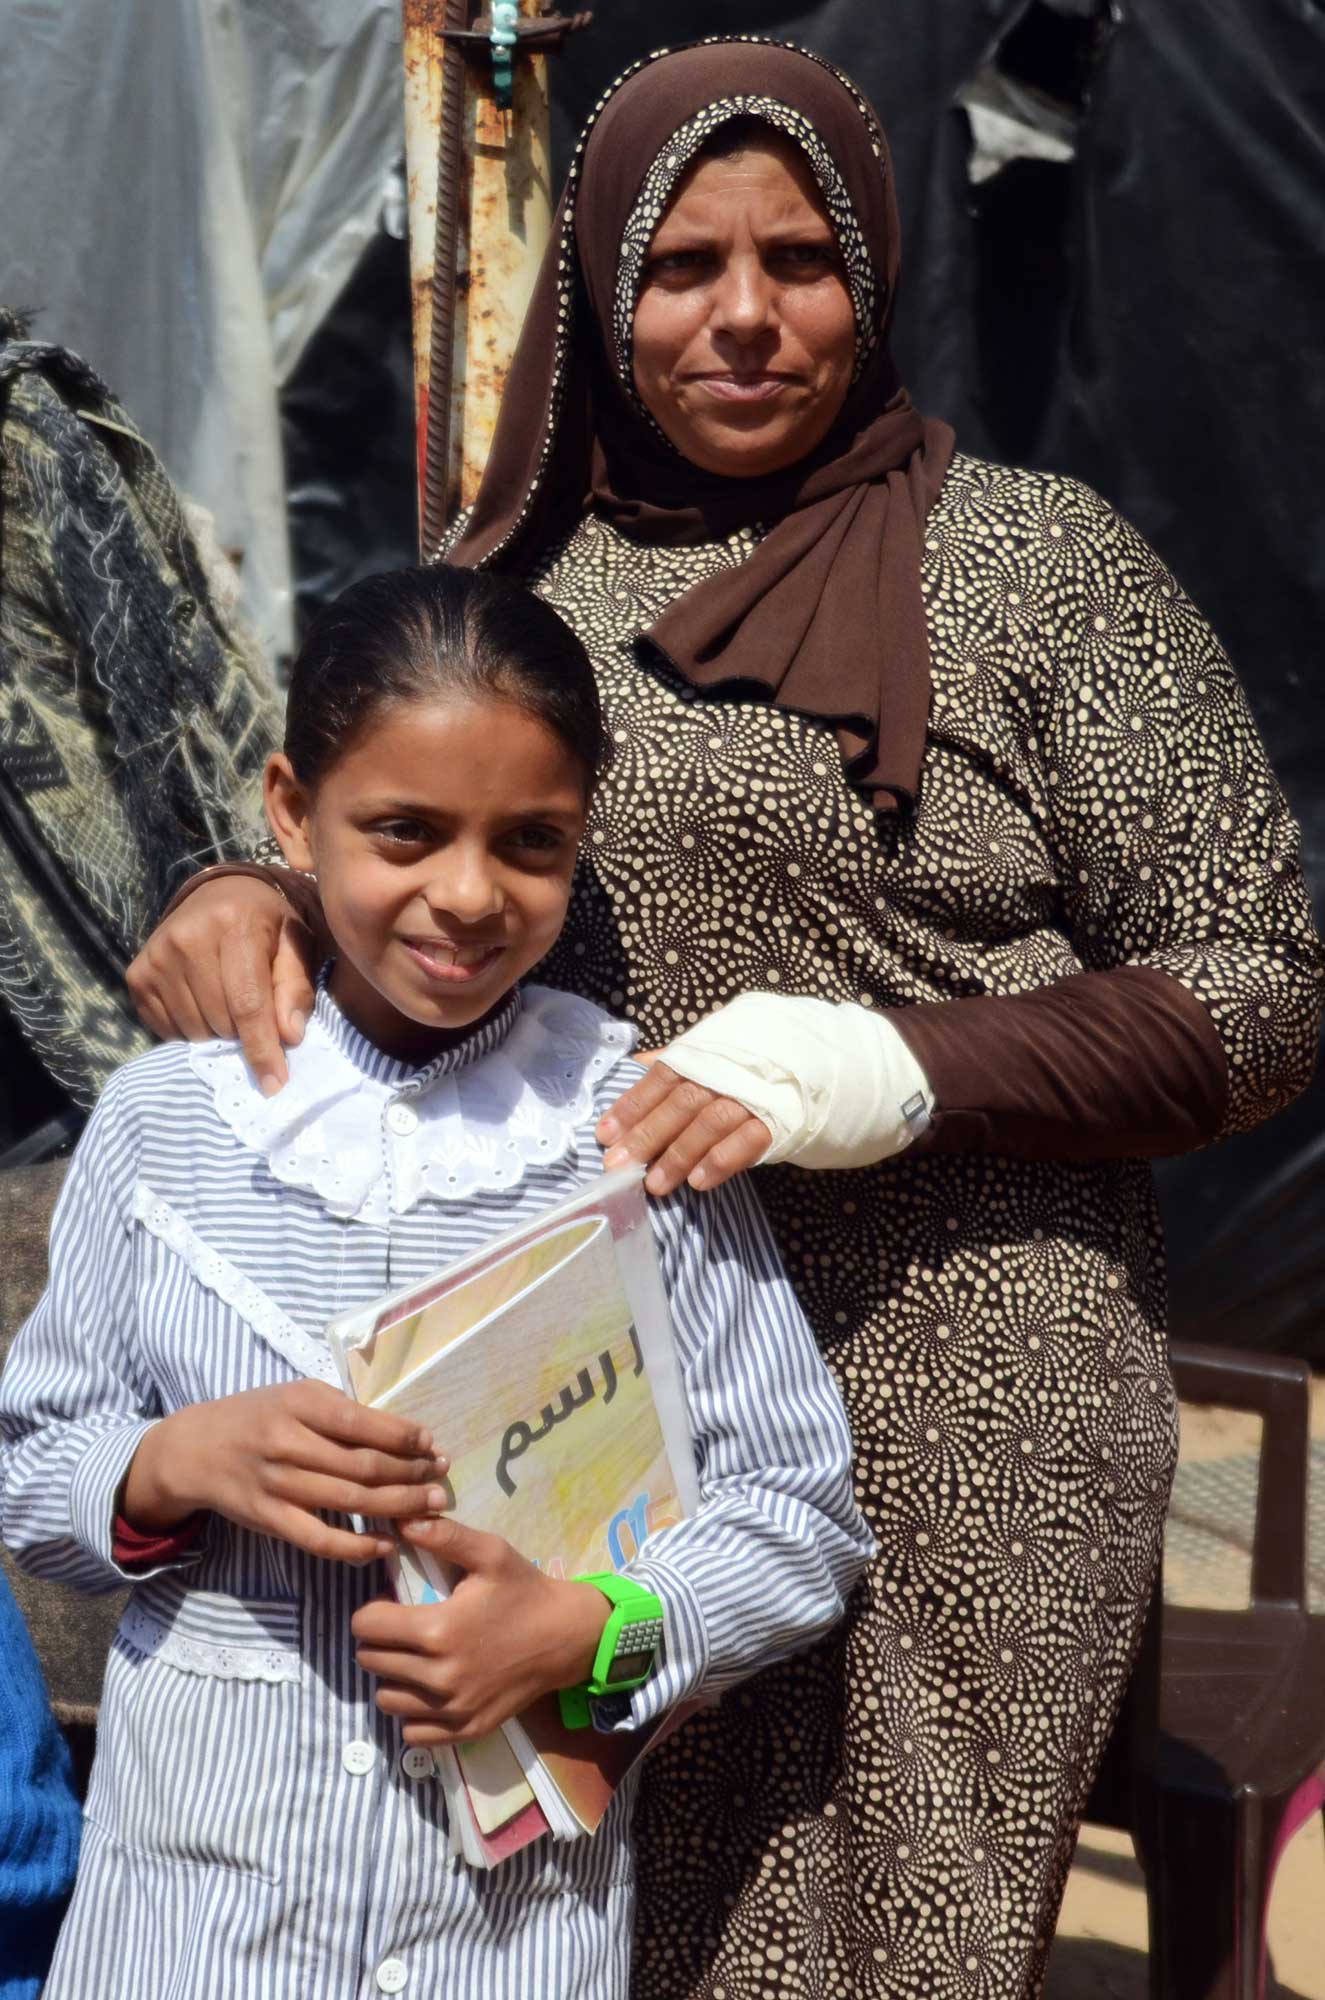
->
[[160, 862, 327, 942], [889, 963, 1229, 1160]]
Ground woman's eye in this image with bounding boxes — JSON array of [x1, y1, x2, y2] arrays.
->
[[775, 243, 837, 270], [648, 249, 711, 281]]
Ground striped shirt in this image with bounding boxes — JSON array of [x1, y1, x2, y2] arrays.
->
[[0, 981, 871, 2000]]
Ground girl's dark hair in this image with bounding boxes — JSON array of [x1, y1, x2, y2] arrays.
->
[[284, 564, 609, 793]]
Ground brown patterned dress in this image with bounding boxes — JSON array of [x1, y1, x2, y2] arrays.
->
[[529, 453, 1321, 1999]]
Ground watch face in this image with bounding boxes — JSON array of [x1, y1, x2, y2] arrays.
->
[[607, 1648, 655, 1684]]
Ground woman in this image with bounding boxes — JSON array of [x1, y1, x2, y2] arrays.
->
[[127, 39, 1321, 2000]]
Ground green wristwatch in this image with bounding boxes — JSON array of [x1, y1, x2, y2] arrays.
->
[[558, 1572, 665, 1731]]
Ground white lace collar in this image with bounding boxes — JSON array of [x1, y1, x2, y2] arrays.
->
[[188, 981, 637, 1227]]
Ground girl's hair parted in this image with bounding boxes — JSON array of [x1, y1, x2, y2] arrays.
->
[[284, 564, 609, 794]]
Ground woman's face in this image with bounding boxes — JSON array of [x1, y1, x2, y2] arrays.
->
[[632, 133, 856, 480]]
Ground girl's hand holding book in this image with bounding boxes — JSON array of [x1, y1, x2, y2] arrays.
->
[[352, 1515, 609, 1746], [120, 1382, 451, 1565]]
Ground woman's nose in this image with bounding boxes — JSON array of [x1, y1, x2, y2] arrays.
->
[[709, 256, 776, 341]]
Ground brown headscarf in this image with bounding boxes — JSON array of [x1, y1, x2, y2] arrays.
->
[[447, 38, 955, 810]]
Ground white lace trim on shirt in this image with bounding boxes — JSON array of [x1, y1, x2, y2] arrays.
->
[[186, 985, 638, 1225], [120, 1596, 303, 1686], [132, 1182, 339, 1387]]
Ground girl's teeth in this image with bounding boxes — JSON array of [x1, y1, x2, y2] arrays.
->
[[420, 942, 491, 966]]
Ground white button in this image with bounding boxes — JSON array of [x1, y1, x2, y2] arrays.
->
[[385, 1102, 418, 1136], [341, 1739, 375, 1776], [376, 1960, 408, 1994], [400, 1746, 434, 1781]]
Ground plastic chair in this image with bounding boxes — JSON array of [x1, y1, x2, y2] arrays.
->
[[1147, 1342, 1325, 2000], [1090, 1341, 1325, 2000]]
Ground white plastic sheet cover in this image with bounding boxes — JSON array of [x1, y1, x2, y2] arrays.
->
[[0, 0, 404, 662]]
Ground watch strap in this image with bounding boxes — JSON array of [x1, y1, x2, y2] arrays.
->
[[557, 1571, 664, 1731]]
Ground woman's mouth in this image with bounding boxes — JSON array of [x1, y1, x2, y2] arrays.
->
[[402, 938, 505, 986], [692, 373, 793, 402]]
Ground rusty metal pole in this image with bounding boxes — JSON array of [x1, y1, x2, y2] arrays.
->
[[402, 0, 456, 554], [402, 0, 554, 558], [458, 13, 553, 513]]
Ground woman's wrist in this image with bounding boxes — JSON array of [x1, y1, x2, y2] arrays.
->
[[120, 1411, 201, 1531], [660, 993, 935, 1170], [157, 860, 330, 961], [158, 862, 291, 926]]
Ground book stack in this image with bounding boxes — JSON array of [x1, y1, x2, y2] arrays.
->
[[326, 1165, 699, 1866]]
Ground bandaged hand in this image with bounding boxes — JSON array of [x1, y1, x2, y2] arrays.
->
[[599, 992, 934, 1194]]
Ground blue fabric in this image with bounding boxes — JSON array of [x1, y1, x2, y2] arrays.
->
[[0, 1572, 80, 1998]]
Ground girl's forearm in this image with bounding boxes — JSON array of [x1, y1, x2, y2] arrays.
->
[[119, 1411, 202, 1530]]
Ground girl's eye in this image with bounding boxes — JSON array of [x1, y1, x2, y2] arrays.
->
[[510, 825, 565, 855], [371, 818, 431, 846]]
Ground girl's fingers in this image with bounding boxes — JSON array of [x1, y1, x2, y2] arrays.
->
[[265, 1469, 450, 1521], [374, 1686, 487, 1743], [639, 1097, 767, 1196], [279, 1430, 449, 1491], [289, 1382, 437, 1461], [264, 1504, 394, 1566], [401, 1722, 461, 1747], [354, 1651, 452, 1701], [595, 1060, 687, 1146]]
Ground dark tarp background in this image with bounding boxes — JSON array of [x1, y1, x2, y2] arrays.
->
[[285, 0, 1325, 1355]]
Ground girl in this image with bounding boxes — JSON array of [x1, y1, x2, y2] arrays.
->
[[0, 565, 872, 2000]]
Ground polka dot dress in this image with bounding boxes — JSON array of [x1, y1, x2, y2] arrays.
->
[[529, 452, 1321, 1999]]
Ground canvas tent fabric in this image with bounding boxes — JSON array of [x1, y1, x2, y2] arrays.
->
[[0, 317, 279, 1109], [0, 0, 406, 662]]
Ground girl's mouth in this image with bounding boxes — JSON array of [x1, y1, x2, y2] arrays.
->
[[402, 938, 506, 986]]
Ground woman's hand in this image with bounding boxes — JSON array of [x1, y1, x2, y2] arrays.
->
[[597, 1057, 772, 1195], [126, 876, 317, 1096], [122, 1382, 451, 1566], [351, 1515, 609, 1745]]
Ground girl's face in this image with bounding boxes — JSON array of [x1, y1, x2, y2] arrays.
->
[[265, 694, 589, 1060]]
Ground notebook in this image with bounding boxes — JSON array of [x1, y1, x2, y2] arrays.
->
[[326, 1163, 700, 1866]]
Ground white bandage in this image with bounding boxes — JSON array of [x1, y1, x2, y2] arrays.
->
[[661, 993, 935, 1171]]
